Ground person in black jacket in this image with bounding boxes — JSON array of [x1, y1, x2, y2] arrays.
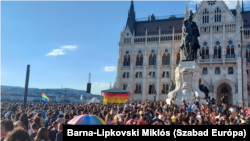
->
[[55, 123, 64, 141], [30, 123, 39, 141], [49, 122, 58, 141]]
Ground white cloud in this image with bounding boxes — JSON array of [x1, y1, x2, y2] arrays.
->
[[187, 0, 250, 9], [46, 45, 77, 56], [61, 45, 77, 50], [45, 49, 65, 56], [103, 66, 117, 72]]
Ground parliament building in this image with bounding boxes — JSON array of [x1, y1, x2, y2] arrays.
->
[[113, 0, 250, 106]]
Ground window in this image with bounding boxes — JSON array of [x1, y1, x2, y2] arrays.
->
[[162, 53, 166, 65], [162, 84, 169, 94], [153, 72, 155, 78], [214, 8, 221, 22], [123, 54, 130, 66], [167, 72, 169, 78], [127, 72, 129, 78], [201, 42, 209, 59], [123, 72, 126, 78], [228, 67, 233, 74], [176, 52, 180, 65], [203, 9, 209, 23], [149, 53, 156, 65], [140, 54, 143, 65], [139, 72, 142, 78], [149, 84, 156, 94], [162, 72, 165, 78], [246, 45, 250, 62], [135, 72, 139, 78], [136, 53, 143, 66], [203, 68, 208, 74], [123, 84, 127, 90], [135, 84, 142, 94], [215, 67, 220, 74], [149, 72, 152, 78], [214, 42, 221, 59], [153, 54, 156, 65], [167, 53, 171, 65], [226, 41, 234, 58]]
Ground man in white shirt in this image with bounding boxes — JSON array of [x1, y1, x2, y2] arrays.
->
[[191, 103, 197, 112], [196, 112, 201, 120]]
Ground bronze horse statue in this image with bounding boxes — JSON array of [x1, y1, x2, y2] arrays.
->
[[180, 20, 195, 61]]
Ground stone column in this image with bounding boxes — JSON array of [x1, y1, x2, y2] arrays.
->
[[142, 29, 148, 102], [142, 50, 148, 102], [237, 58, 243, 105], [156, 52, 161, 101], [242, 55, 248, 106], [129, 49, 135, 101]]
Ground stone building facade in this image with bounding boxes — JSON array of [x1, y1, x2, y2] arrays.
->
[[114, 0, 250, 106]]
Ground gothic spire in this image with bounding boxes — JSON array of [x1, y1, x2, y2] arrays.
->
[[184, 3, 189, 20], [126, 0, 136, 33], [196, 0, 197, 11], [242, 0, 244, 12]]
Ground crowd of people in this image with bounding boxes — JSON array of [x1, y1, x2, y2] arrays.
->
[[1, 97, 250, 141]]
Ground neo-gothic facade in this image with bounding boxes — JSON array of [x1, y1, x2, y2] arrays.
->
[[114, 0, 250, 106]]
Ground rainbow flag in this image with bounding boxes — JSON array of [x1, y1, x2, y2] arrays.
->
[[42, 92, 50, 102], [103, 93, 129, 105]]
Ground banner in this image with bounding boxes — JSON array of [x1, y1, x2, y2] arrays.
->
[[103, 93, 129, 105], [63, 125, 249, 139]]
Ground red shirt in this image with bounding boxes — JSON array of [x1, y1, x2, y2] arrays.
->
[[137, 120, 147, 125]]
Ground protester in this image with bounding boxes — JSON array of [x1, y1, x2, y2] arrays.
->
[[1, 120, 14, 141], [5, 129, 31, 141], [34, 127, 50, 141], [30, 123, 39, 141], [49, 122, 58, 141]]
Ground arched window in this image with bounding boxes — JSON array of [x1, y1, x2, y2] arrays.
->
[[135, 84, 141, 94], [246, 45, 250, 62], [140, 54, 143, 65], [201, 42, 209, 59], [153, 54, 156, 65], [123, 55, 127, 66], [167, 53, 171, 65], [149, 54, 153, 65], [162, 53, 166, 65], [206, 47, 209, 59], [226, 41, 235, 58], [136, 54, 139, 66], [149, 50, 156, 65], [203, 9, 209, 23], [127, 55, 130, 66], [214, 41, 221, 58], [123, 84, 127, 90], [136, 50, 143, 66], [149, 84, 156, 94], [176, 52, 180, 65], [215, 7, 221, 22], [162, 84, 169, 94]]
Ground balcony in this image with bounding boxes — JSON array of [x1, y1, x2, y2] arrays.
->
[[122, 66, 130, 69], [135, 65, 143, 69], [162, 65, 170, 68], [149, 65, 156, 69], [197, 55, 237, 63]]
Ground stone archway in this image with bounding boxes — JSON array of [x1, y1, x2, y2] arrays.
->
[[213, 79, 236, 105], [216, 83, 232, 105]]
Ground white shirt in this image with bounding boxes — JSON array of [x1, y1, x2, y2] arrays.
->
[[191, 104, 197, 112]]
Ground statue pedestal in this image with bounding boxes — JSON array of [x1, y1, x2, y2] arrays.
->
[[166, 61, 206, 106]]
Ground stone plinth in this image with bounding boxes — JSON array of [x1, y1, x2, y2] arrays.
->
[[166, 61, 205, 106]]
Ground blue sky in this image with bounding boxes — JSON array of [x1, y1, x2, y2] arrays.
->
[[1, 0, 249, 94]]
